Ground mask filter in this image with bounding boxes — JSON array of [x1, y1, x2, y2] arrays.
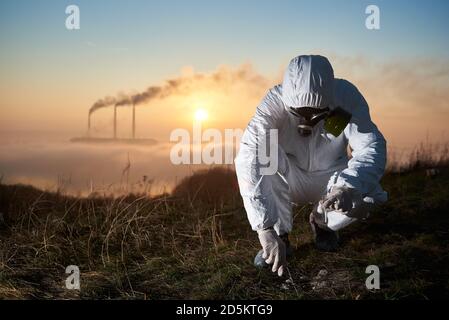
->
[[297, 123, 313, 137], [324, 107, 352, 137]]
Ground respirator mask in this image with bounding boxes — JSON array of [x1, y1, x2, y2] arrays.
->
[[289, 106, 352, 138]]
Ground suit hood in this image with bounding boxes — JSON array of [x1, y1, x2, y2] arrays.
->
[[282, 55, 335, 109]]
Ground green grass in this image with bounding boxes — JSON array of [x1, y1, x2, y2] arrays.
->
[[0, 166, 448, 299]]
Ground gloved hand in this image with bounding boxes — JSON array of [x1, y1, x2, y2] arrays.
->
[[322, 186, 354, 213], [257, 228, 287, 277]]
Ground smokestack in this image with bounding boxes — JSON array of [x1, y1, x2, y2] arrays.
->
[[88, 113, 91, 137], [132, 103, 136, 139], [113, 105, 117, 139]]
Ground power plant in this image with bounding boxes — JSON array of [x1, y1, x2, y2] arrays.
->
[[72, 103, 156, 145], [87, 103, 136, 139], [71, 64, 259, 145]]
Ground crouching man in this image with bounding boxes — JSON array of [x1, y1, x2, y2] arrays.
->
[[234, 55, 387, 277]]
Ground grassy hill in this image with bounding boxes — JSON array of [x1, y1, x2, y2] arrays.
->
[[0, 165, 448, 299]]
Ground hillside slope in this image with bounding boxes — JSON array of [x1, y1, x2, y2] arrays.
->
[[0, 167, 448, 299]]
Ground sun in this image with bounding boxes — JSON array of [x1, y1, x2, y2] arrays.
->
[[194, 108, 208, 122]]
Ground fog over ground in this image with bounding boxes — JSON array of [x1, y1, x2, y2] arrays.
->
[[0, 133, 213, 196]]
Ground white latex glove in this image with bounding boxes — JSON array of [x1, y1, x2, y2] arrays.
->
[[322, 186, 354, 212], [257, 228, 287, 277]]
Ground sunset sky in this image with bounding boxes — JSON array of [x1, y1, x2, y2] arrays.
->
[[1, 0, 449, 148]]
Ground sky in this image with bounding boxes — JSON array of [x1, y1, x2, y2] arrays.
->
[[0, 0, 449, 193], [1, 1, 449, 137]]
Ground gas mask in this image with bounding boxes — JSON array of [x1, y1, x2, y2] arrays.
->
[[289, 106, 352, 137]]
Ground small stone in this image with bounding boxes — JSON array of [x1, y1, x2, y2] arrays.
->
[[312, 281, 328, 290], [316, 269, 328, 278]]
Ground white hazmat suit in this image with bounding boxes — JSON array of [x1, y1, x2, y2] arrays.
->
[[235, 55, 387, 236]]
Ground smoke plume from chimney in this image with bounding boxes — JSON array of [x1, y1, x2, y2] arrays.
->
[[87, 64, 272, 136]]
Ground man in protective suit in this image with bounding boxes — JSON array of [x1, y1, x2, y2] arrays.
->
[[234, 55, 387, 277]]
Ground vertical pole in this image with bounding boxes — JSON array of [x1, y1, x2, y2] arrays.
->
[[132, 103, 136, 139], [114, 105, 117, 139]]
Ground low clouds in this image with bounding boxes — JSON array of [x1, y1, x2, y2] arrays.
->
[[0, 139, 204, 196]]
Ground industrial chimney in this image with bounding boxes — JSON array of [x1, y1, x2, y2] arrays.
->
[[88, 113, 91, 137]]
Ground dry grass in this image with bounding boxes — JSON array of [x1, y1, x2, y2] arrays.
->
[[387, 142, 449, 173], [0, 145, 448, 300]]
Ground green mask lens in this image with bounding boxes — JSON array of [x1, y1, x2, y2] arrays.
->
[[324, 107, 352, 137]]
